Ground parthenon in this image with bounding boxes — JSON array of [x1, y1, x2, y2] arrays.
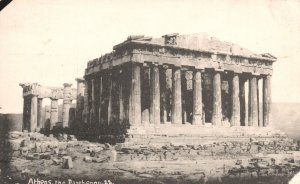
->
[[20, 33, 276, 138]]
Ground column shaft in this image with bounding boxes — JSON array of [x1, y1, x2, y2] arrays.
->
[[257, 79, 262, 127], [22, 97, 29, 131], [98, 76, 103, 125], [192, 70, 203, 125], [108, 73, 113, 125], [239, 78, 247, 126], [119, 72, 124, 123], [212, 72, 222, 126], [231, 74, 240, 126], [129, 64, 142, 125], [150, 65, 160, 125], [248, 76, 258, 126], [160, 67, 168, 123], [83, 81, 89, 124], [263, 75, 272, 127], [172, 68, 182, 124], [50, 99, 58, 130], [62, 83, 72, 128], [75, 78, 85, 126], [37, 98, 43, 130], [30, 96, 38, 132]]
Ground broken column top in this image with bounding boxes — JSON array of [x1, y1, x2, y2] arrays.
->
[[75, 78, 85, 82], [63, 83, 72, 88]]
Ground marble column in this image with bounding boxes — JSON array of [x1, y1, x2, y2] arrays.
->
[[257, 78, 262, 127], [22, 96, 29, 131], [75, 78, 85, 125], [62, 83, 72, 128], [231, 74, 240, 126], [239, 78, 247, 126], [98, 75, 103, 125], [90, 79, 95, 125], [50, 98, 58, 130], [44, 106, 51, 129], [119, 69, 124, 123], [150, 64, 160, 125], [108, 72, 113, 125], [172, 67, 182, 124], [129, 64, 141, 126], [192, 70, 203, 125], [83, 80, 89, 124], [37, 98, 43, 130], [30, 95, 38, 132], [263, 75, 272, 127], [160, 66, 168, 124], [248, 76, 258, 126], [212, 72, 222, 126]]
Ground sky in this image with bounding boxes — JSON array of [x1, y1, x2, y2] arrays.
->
[[0, 0, 300, 113]]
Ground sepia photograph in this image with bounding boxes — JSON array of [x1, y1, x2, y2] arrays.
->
[[0, 0, 300, 183]]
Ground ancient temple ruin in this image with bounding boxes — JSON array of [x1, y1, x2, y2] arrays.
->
[[19, 83, 78, 132], [20, 33, 276, 141]]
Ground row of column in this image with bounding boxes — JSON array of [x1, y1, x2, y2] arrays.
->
[[128, 64, 272, 127], [22, 84, 74, 132]]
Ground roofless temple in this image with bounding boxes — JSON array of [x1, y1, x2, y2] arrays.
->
[[20, 33, 277, 141]]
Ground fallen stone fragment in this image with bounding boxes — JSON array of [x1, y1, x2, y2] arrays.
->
[[62, 156, 73, 169], [92, 157, 107, 163], [36, 169, 50, 176], [40, 153, 51, 160], [52, 158, 62, 165], [83, 156, 93, 163]]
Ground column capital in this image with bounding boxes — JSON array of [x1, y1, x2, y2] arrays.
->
[[63, 83, 72, 88], [75, 78, 85, 83]]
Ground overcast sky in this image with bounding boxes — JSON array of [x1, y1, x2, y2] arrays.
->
[[0, 0, 300, 113]]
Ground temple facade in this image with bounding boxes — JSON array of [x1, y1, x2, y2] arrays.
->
[[20, 33, 276, 137], [82, 33, 276, 137]]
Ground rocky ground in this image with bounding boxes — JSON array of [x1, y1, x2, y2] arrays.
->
[[0, 131, 300, 184]]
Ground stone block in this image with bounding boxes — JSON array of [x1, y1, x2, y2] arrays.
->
[[83, 156, 93, 163], [62, 156, 73, 169]]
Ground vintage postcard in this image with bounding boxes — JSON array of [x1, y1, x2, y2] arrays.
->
[[0, 0, 300, 184]]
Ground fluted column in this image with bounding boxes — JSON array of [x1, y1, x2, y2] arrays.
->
[[22, 96, 30, 131], [257, 78, 262, 127], [89, 79, 95, 125], [50, 98, 58, 130], [119, 69, 124, 123], [239, 77, 248, 126], [263, 75, 272, 127], [150, 64, 160, 125], [192, 70, 203, 125], [231, 74, 240, 126], [212, 72, 222, 126], [172, 67, 182, 124], [83, 80, 89, 124], [107, 72, 113, 125], [37, 98, 43, 130], [248, 76, 258, 126], [129, 64, 142, 126], [30, 95, 38, 132], [62, 83, 72, 128], [75, 78, 85, 125]]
